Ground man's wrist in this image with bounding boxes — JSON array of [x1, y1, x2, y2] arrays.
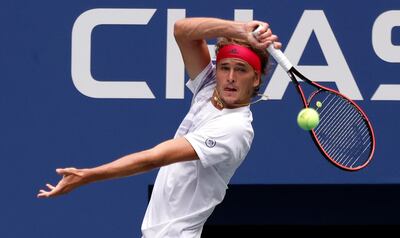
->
[[81, 168, 100, 184]]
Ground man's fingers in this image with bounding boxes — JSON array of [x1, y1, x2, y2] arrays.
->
[[257, 22, 269, 34], [257, 33, 277, 46], [249, 22, 269, 40], [56, 167, 76, 175], [37, 190, 50, 198], [56, 168, 64, 175], [56, 168, 69, 174], [37, 193, 45, 198], [257, 33, 281, 49], [46, 184, 55, 190], [37, 187, 63, 198], [258, 29, 272, 40], [269, 34, 279, 42], [251, 26, 280, 50], [38, 167, 81, 199], [273, 42, 282, 49], [37, 182, 64, 198]]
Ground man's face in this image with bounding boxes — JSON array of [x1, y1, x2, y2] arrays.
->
[[215, 58, 260, 108]]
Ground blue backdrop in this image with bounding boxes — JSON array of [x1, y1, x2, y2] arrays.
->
[[1, 0, 400, 237]]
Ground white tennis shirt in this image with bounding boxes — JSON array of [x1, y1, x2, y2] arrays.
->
[[141, 62, 254, 238]]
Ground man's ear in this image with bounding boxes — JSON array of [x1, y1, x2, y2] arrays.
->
[[253, 71, 261, 88]]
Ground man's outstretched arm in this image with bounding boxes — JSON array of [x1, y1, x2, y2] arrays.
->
[[37, 137, 198, 198]]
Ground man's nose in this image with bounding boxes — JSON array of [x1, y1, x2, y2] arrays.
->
[[227, 69, 235, 82]]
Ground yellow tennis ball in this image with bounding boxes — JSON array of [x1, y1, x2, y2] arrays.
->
[[316, 101, 322, 108], [297, 108, 320, 130]]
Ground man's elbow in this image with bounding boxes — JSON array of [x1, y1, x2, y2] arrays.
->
[[174, 19, 185, 39]]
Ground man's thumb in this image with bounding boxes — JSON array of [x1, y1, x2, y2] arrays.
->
[[56, 167, 75, 175]]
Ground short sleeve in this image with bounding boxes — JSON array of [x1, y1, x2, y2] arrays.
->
[[184, 116, 254, 168], [186, 62, 215, 95]]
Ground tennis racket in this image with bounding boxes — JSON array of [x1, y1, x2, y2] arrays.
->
[[254, 26, 375, 171]]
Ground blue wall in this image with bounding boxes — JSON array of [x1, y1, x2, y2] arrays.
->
[[1, 1, 400, 237]]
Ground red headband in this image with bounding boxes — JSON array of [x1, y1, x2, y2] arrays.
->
[[216, 44, 261, 72]]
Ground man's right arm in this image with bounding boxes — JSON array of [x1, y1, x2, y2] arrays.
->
[[173, 18, 271, 80]]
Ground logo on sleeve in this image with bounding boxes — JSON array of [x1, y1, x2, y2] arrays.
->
[[205, 138, 216, 148]]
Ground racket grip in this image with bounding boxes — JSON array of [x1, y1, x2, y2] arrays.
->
[[266, 45, 293, 72], [253, 25, 293, 72]]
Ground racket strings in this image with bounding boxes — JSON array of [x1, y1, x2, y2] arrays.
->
[[322, 115, 371, 167], [312, 92, 373, 168], [342, 131, 371, 167], [319, 113, 362, 156], [317, 100, 360, 148], [331, 121, 369, 166]]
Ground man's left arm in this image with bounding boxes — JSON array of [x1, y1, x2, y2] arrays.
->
[[37, 137, 198, 198]]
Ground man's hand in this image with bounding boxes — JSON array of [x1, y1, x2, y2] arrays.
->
[[37, 167, 88, 198], [244, 21, 282, 50]]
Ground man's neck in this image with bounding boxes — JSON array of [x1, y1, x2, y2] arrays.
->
[[211, 89, 250, 110], [211, 89, 225, 110]]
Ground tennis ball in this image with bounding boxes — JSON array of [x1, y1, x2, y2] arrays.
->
[[316, 101, 322, 108], [297, 108, 320, 130]]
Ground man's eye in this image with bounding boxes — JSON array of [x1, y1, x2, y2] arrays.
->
[[235, 67, 247, 72]]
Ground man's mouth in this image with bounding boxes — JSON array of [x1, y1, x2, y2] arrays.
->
[[224, 86, 237, 92]]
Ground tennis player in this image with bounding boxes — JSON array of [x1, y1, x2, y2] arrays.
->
[[38, 17, 281, 237]]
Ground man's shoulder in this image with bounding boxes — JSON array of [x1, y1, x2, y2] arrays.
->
[[212, 110, 253, 132], [187, 62, 216, 96]]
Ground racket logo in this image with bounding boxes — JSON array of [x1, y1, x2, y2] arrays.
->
[[205, 138, 216, 148]]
